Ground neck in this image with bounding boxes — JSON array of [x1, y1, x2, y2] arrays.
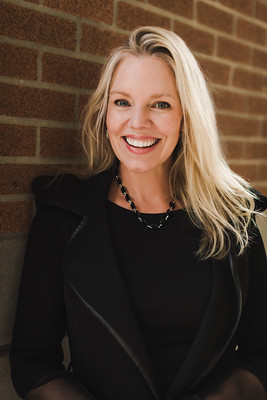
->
[[109, 164, 174, 213]]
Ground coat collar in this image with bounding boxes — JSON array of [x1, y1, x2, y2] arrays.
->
[[33, 169, 114, 216]]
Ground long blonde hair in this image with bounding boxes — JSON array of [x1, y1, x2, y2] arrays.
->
[[82, 26, 258, 259]]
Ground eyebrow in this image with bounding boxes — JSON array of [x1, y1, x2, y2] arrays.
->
[[109, 90, 177, 100]]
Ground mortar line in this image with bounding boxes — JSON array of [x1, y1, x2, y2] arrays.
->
[[113, 0, 118, 27], [0, 76, 94, 96], [0, 194, 33, 202], [2, 75, 266, 98], [0, 116, 81, 129], [36, 126, 41, 157], [3, 0, 267, 29], [193, 0, 197, 21], [0, 156, 86, 164], [76, 20, 82, 53], [75, 94, 79, 123], [37, 50, 42, 81]]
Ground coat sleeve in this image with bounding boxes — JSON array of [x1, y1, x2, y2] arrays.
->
[[229, 222, 267, 391], [9, 205, 98, 400], [195, 220, 267, 400]]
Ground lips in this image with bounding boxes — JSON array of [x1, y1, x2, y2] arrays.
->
[[124, 136, 159, 148]]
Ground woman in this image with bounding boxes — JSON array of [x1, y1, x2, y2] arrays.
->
[[10, 26, 267, 400]]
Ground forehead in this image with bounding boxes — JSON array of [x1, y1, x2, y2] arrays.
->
[[110, 55, 177, 94]]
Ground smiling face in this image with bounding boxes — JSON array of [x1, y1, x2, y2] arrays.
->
[[106, 55, 183, 177]]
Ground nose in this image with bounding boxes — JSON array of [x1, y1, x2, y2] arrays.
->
[[128, 106, 151, 130]]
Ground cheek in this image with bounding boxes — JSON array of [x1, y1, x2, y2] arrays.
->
[[106, 106, 112, 130], [163, 117, 181, 138], [106, 111, 121, 133], [172, 114, 182, 133]]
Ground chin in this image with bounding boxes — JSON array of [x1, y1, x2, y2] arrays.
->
[[120, 160, 167, 176]]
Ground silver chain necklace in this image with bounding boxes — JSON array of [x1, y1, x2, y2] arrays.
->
[[114, 170, 175, 230]]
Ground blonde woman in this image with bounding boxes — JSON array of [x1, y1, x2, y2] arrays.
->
[[10, 26, 267, 400]]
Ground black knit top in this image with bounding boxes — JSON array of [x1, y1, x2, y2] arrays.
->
[[107, 201, 213, 395]]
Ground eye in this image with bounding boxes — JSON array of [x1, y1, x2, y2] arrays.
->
[[154, 101, 170, 109], [114, 99, 130, 107]]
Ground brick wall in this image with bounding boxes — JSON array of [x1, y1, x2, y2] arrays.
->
[[0, 0, 266, 398]]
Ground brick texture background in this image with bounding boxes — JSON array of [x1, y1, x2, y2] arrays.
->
[[1, 0, 266, 235], [0, 0, 266, 398]]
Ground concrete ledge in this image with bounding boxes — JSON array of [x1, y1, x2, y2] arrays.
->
[[0, 350, 20, 400], [0, 235, 27, 346]]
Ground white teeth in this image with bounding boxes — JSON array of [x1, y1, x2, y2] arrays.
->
[[125, 137, 158, 148]]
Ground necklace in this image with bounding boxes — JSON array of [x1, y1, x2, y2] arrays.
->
[[114, 170, 175, 230]]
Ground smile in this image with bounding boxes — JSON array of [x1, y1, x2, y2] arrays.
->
[[124, 137, 160, 148]]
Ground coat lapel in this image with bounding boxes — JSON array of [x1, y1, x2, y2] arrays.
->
[[62, 201, 159, 399]]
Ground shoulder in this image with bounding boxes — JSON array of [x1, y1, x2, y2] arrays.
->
[[32, 169, 113, 216]]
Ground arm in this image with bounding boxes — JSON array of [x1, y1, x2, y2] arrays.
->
[[23, 376, 94, 400], [182, 370, 266, 400], [9, 205, 97, 399], [203, 369, 266, 400]]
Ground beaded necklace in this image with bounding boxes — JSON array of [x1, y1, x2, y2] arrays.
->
[[114, 170, 175, 230]]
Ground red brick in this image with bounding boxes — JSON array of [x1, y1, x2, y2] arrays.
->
[[42, 53, 102, 89], [117, 2, 170, 31], [233, 69, 264, 92], [81, 25, 127, 57], [0, 2, 76, 50], [0, 43, 38, 80], [217, 115, 261, 137], [256, 0, 267, 23], [245, 142, 267, 159], [215, 90, 248, 113], [217, 37, 251, 64], [198, 58, 230, 85], [0, 83, 76, 122], [43, 0, 113, 24], [248, 96, 267, 116], [174, 21, 214, 55], [223, 140, 245, 159], [219, 0, 254, 16], [236, 18, 266, 46], [149, 0, 193, 19], [259, 164, 267, 180], [230, 164, 258, 181], [0, 125, 36, 156], [1, 164, 83, 195], [197, 2, 234, 33], [0, 201, 33, 234], [253, 49, 267, 69], [40, 127, 82, 158]]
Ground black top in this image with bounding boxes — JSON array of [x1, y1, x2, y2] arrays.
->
[[107, 201, 213, 395]]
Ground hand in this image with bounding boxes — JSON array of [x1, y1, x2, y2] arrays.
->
[[203, 369, 266, 400]]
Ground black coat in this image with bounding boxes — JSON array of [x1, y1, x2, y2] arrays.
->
[[10, 170, 267, 400]]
